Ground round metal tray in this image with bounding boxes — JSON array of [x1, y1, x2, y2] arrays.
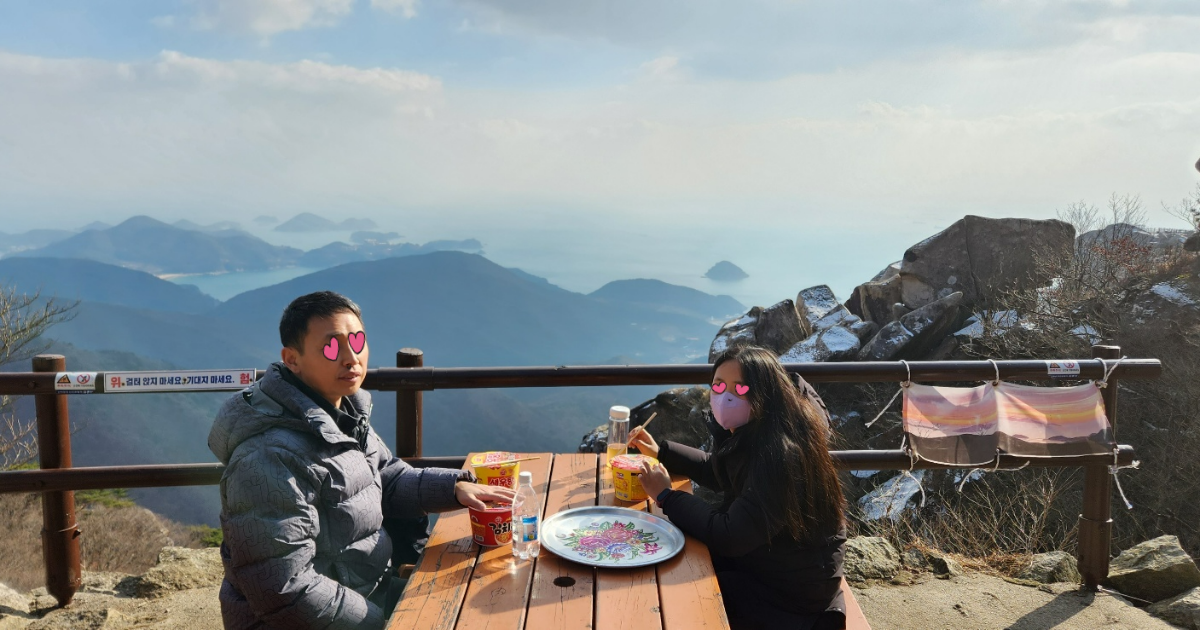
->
[[539, 506, 686, 568]]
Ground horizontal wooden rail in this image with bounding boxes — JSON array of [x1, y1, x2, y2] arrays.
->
[[0, 448, 1136, 494], [0, 359, 1161, 395]]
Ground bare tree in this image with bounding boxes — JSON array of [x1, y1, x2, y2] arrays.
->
[[1163, 183, 1200, 231], [0, 286, 76, 469]]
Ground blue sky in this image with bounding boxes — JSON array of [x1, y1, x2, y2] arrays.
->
[[1, 0, 1199, 240]]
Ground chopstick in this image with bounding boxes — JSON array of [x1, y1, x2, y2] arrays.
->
[[627, 412, 658, 445], [484, 456, 542, 465]]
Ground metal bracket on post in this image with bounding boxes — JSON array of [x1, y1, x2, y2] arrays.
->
[[396, 348, 424, 458], [1078, 344, 1120, 591], [32, 354, 81, 607]]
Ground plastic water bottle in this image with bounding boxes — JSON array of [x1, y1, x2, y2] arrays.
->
[[512, 471, 540, 560], [606, 405, 630, 464]]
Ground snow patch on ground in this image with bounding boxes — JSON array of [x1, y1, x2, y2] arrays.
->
[[1151, 282, 1196, 307], [859, 470, 926, 521]]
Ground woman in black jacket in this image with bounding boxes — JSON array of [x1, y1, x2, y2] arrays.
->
[[632, 345, 847, 630]]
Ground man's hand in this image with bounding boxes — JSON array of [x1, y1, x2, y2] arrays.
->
[[638, 460, 671, 500], [455, 482, 517, 510]]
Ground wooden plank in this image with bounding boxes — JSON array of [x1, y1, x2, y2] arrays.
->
[[595, 462, 663, 630], [387, 454, 482, 630], [526, 453, 599, 630], [842, 578, 873, 630], [454, 453, 552, 630], [649, 477, 730, 630]]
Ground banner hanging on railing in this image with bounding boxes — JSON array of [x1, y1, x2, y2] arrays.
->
[[104, 369, 256, 393]]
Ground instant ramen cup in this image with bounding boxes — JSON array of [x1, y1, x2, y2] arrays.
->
[[610, 454, 658, 502], [470, 451, 520, 489], [469, 502, 513, 547]]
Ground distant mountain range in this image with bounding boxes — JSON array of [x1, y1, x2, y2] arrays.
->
[[14, 216, 302, 275], [1, 251, 739, 525], [274, 212, 378, 233], [8, 216, 484, 276]]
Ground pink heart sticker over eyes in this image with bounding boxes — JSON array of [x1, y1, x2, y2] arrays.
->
[[711, 382, 727, 394], [348, 331, 366, 354], [322, 337, 339, 361], [735, 384, 750, 396]]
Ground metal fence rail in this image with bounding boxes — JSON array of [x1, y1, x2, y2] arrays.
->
[[0, 345, 1160, 607]]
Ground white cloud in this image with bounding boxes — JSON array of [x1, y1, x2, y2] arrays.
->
[[638, 56, 681, 81], [190, 0, 355, 37], [0, 41, 1198, 232], [371, 0, 420, 19]]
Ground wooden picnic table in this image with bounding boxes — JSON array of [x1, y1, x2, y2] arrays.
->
[[387, 452, 730, 630]]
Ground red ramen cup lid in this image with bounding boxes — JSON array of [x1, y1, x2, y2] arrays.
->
[[610, 454, 657, 472], [470, 451, 516, 466], [470, 501, 512, 514]]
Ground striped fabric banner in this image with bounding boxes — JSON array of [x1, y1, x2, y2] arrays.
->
[[903, 382, 1112, 465]]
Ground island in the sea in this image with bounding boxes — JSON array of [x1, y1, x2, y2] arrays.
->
[[704, 260, 748, 281]]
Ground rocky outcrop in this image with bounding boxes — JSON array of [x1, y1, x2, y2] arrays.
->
[[844, 537, 901, 582], [847, 275, 903, 327], [1019, 551, 1081, 584], [857, 292, 966, 361], [896, 216, 1074, 310], [1078, 224, 1190, 253], [1186, 232, 1200, 253], [120, 547, 222, 599], [1106, 536, 1200, 603], [1148, 587, 1200, 629], [709, 300, 809, 361]]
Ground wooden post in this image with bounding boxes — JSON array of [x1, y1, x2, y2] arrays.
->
[[396, 348, 424, 458], [1079, 344, 1120, 590], [32, 354, 81, 607]]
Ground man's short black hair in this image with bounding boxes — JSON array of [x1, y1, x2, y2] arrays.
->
[[279, 291, 363, 351]]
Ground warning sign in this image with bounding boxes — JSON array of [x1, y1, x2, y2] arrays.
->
[[105, 369, 257, 393], [54, 372, 98, 394], [1046, 361, 1081, 378]]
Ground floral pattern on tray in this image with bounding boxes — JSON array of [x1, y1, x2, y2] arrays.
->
[[555, 520, 663, 563]]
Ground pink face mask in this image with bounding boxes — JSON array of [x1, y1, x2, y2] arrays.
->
[[711, 392, 752, 431]]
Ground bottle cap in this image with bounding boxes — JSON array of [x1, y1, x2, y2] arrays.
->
[[519, 471, 533, 482], [609, 405, 630, 420]]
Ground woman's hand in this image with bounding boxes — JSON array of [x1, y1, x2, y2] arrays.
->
[[454, 482, 517, 510], [627, 426, 660, 458], [638, 460, 671, 500]]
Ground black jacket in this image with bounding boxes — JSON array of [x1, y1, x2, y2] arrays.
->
[[656, 415, 846, 618]]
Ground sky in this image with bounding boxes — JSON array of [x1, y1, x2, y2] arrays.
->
[[1, 0, 1199, 246]]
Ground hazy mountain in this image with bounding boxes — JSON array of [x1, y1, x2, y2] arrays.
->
[[16, 216, 303, 274], [590, 279, 744, 322], [297, 239, 483, 267], [339, 218, 378, 231], [0, 257, 219, 313], [0, 229, 74, 255], [213, 251, 715, 366], [351, 231, 401, 244], [705, 260, 748, 281]]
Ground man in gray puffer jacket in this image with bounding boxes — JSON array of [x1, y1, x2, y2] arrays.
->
[[209, 291, 513, 629]]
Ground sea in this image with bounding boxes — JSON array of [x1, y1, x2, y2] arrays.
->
[[164, 218, 933, 309]]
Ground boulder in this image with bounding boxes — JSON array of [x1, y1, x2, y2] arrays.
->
[[780, 326, 862, 363], [1186, 231, 1200, 253], [797, 285, 847, 331], [1148, 586, 1200, 629], [1019, 551, 1081, 584], [872, 261, 902, 282], [753, 300, 810, 355], [902, 548, 930, 571], [1106, 535, 1200, 603], [927, 553, 964, 578], [898, 216, 1074, 310], [857, 292, 966, 361], [848, 275, 903, 326], [580, 386, 712, 454], [1078, 224, 1190, 253], [708, 312, 758, 361], [844, 537, 901, 581], [0, 582, 31, 625], [121, 547, 223, 598]]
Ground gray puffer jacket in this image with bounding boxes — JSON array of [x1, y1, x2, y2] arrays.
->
[[208, 363, 463, 630]]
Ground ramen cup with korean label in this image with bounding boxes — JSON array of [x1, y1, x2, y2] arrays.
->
[[469, 502, 513, 547], [470, 451, 520, 488], [610, 454, 658, 502]]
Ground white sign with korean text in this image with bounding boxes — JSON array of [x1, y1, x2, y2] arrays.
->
[[1046, 361, 1081, 378], [105, 369, 257, 393]]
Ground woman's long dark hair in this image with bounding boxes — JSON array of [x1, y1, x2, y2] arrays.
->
[[711, 345, 845, 544]]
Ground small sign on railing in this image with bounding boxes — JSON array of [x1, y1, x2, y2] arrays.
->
[[54, 372, 98, 394], [104, 369, 257, 393]]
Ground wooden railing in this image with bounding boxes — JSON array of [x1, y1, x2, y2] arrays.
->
[[0, 345, 1160, 608]]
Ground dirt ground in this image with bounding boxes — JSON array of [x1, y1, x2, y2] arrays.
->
[[852, 572, 1179, 630]]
